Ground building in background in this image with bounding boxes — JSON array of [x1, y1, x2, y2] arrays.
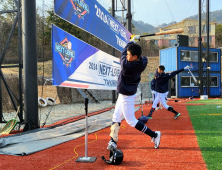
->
[[144, 19, 217, 48], [160, 46, 221, 98]]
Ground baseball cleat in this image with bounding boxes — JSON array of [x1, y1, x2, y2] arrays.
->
[[174, 113, 181, 119], [107, 140, 117, 150], [146, 114, 153, 119], [152, 131, 161, 149]]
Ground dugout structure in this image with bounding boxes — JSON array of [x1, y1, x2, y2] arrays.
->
[[160, 46, 221, 98]]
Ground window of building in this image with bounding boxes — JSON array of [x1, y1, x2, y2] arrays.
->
[[155, 40, 158, 45], [181, 50, 218, 62], [181, 76, 218, 87], [210, 77, 218, 87], [203, 36, 212, 44], [168, 39, 176, 47], [203, 25, 212, 33], [189, 37, 195, 46], [188, 26, 196, 34], [181, 50, 198, 62], [209, 52, 218, 62], [164, 34, 170, 37], [181, 77, 190, 86], [209, 36, 212, 44], [190, 77, 199, 86]]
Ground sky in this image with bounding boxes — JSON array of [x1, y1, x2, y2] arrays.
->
[[36, 0, 222, 27]]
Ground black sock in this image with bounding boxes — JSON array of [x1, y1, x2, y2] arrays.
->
[[168, 107, 178, 115], [148, 107, 155, 116], [110, 122, 121, 143], [111, 137, 116, 143], [171, 109, 178, 114], [135, 121, 157, 138], [112, 122, 121, 126], [157, 103, 159, 107]]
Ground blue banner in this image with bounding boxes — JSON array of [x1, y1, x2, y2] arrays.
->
[[52, 24, 121, 90], [54, 0, 131, 52]]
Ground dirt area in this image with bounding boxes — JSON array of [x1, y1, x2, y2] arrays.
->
[[38, 86, 60, 104]]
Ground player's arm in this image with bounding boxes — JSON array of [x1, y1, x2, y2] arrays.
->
[[141, 56, 148, 71], [120, 41, 134, 61], [168, 68, 184, 79], [120, 42, 134, 69], [120, 35, 140, 61]]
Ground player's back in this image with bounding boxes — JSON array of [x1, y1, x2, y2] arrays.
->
[[155, 73, 170, 93], [117, 56, 147, 95]]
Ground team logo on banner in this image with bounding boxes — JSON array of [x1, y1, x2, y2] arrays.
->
[[70, 0, 89, 19], [55, 37, 75, 67]]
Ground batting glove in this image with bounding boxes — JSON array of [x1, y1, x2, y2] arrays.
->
[[130, 34, 140, 43], [184, 65, 190, 70]]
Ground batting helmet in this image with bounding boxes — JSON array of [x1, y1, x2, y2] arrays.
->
[[138, 116, 148, 123], [101, 148, 123, 165]]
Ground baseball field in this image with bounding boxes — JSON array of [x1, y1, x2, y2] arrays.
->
[[0, 98, 221, 169], [187, 99, 222, 170]]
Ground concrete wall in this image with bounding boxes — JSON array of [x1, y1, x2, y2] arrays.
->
[[141, 56, 160, 82]]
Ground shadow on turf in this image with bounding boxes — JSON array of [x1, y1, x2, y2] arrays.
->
[[199, 146, 222, 152], [116, 161, 146, 167], [120, 132, 197, 136], [120, 146, 202, 151]]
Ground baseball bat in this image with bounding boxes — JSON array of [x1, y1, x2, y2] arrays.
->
[[188, 67, 197, 83], [140, 28, 184, 37]]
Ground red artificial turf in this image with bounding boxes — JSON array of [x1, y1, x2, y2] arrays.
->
[[0, 101, 207, 170]]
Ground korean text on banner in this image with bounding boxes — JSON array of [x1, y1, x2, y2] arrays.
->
[[52, 24, 121, 90], [54, 0, 131, 52]]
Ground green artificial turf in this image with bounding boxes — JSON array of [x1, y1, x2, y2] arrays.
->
[[186, 99, 222, 170]]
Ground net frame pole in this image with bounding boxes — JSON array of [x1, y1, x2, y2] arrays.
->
[[111, 0, 116, 104], [22, 0, 39, 131], [0, 23, 2, 122]]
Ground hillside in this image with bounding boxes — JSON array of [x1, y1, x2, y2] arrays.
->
[[116, 9, 222, 35], [187, 9, 222, 23], [116, 15, 158, 34]]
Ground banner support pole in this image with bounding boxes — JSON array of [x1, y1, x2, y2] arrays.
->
[[76, 98, 97, 163]]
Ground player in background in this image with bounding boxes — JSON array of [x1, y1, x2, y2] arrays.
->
[[107, 35, 161, 151], [151, 78, 162, 111], [147, 65, 190, 119]]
